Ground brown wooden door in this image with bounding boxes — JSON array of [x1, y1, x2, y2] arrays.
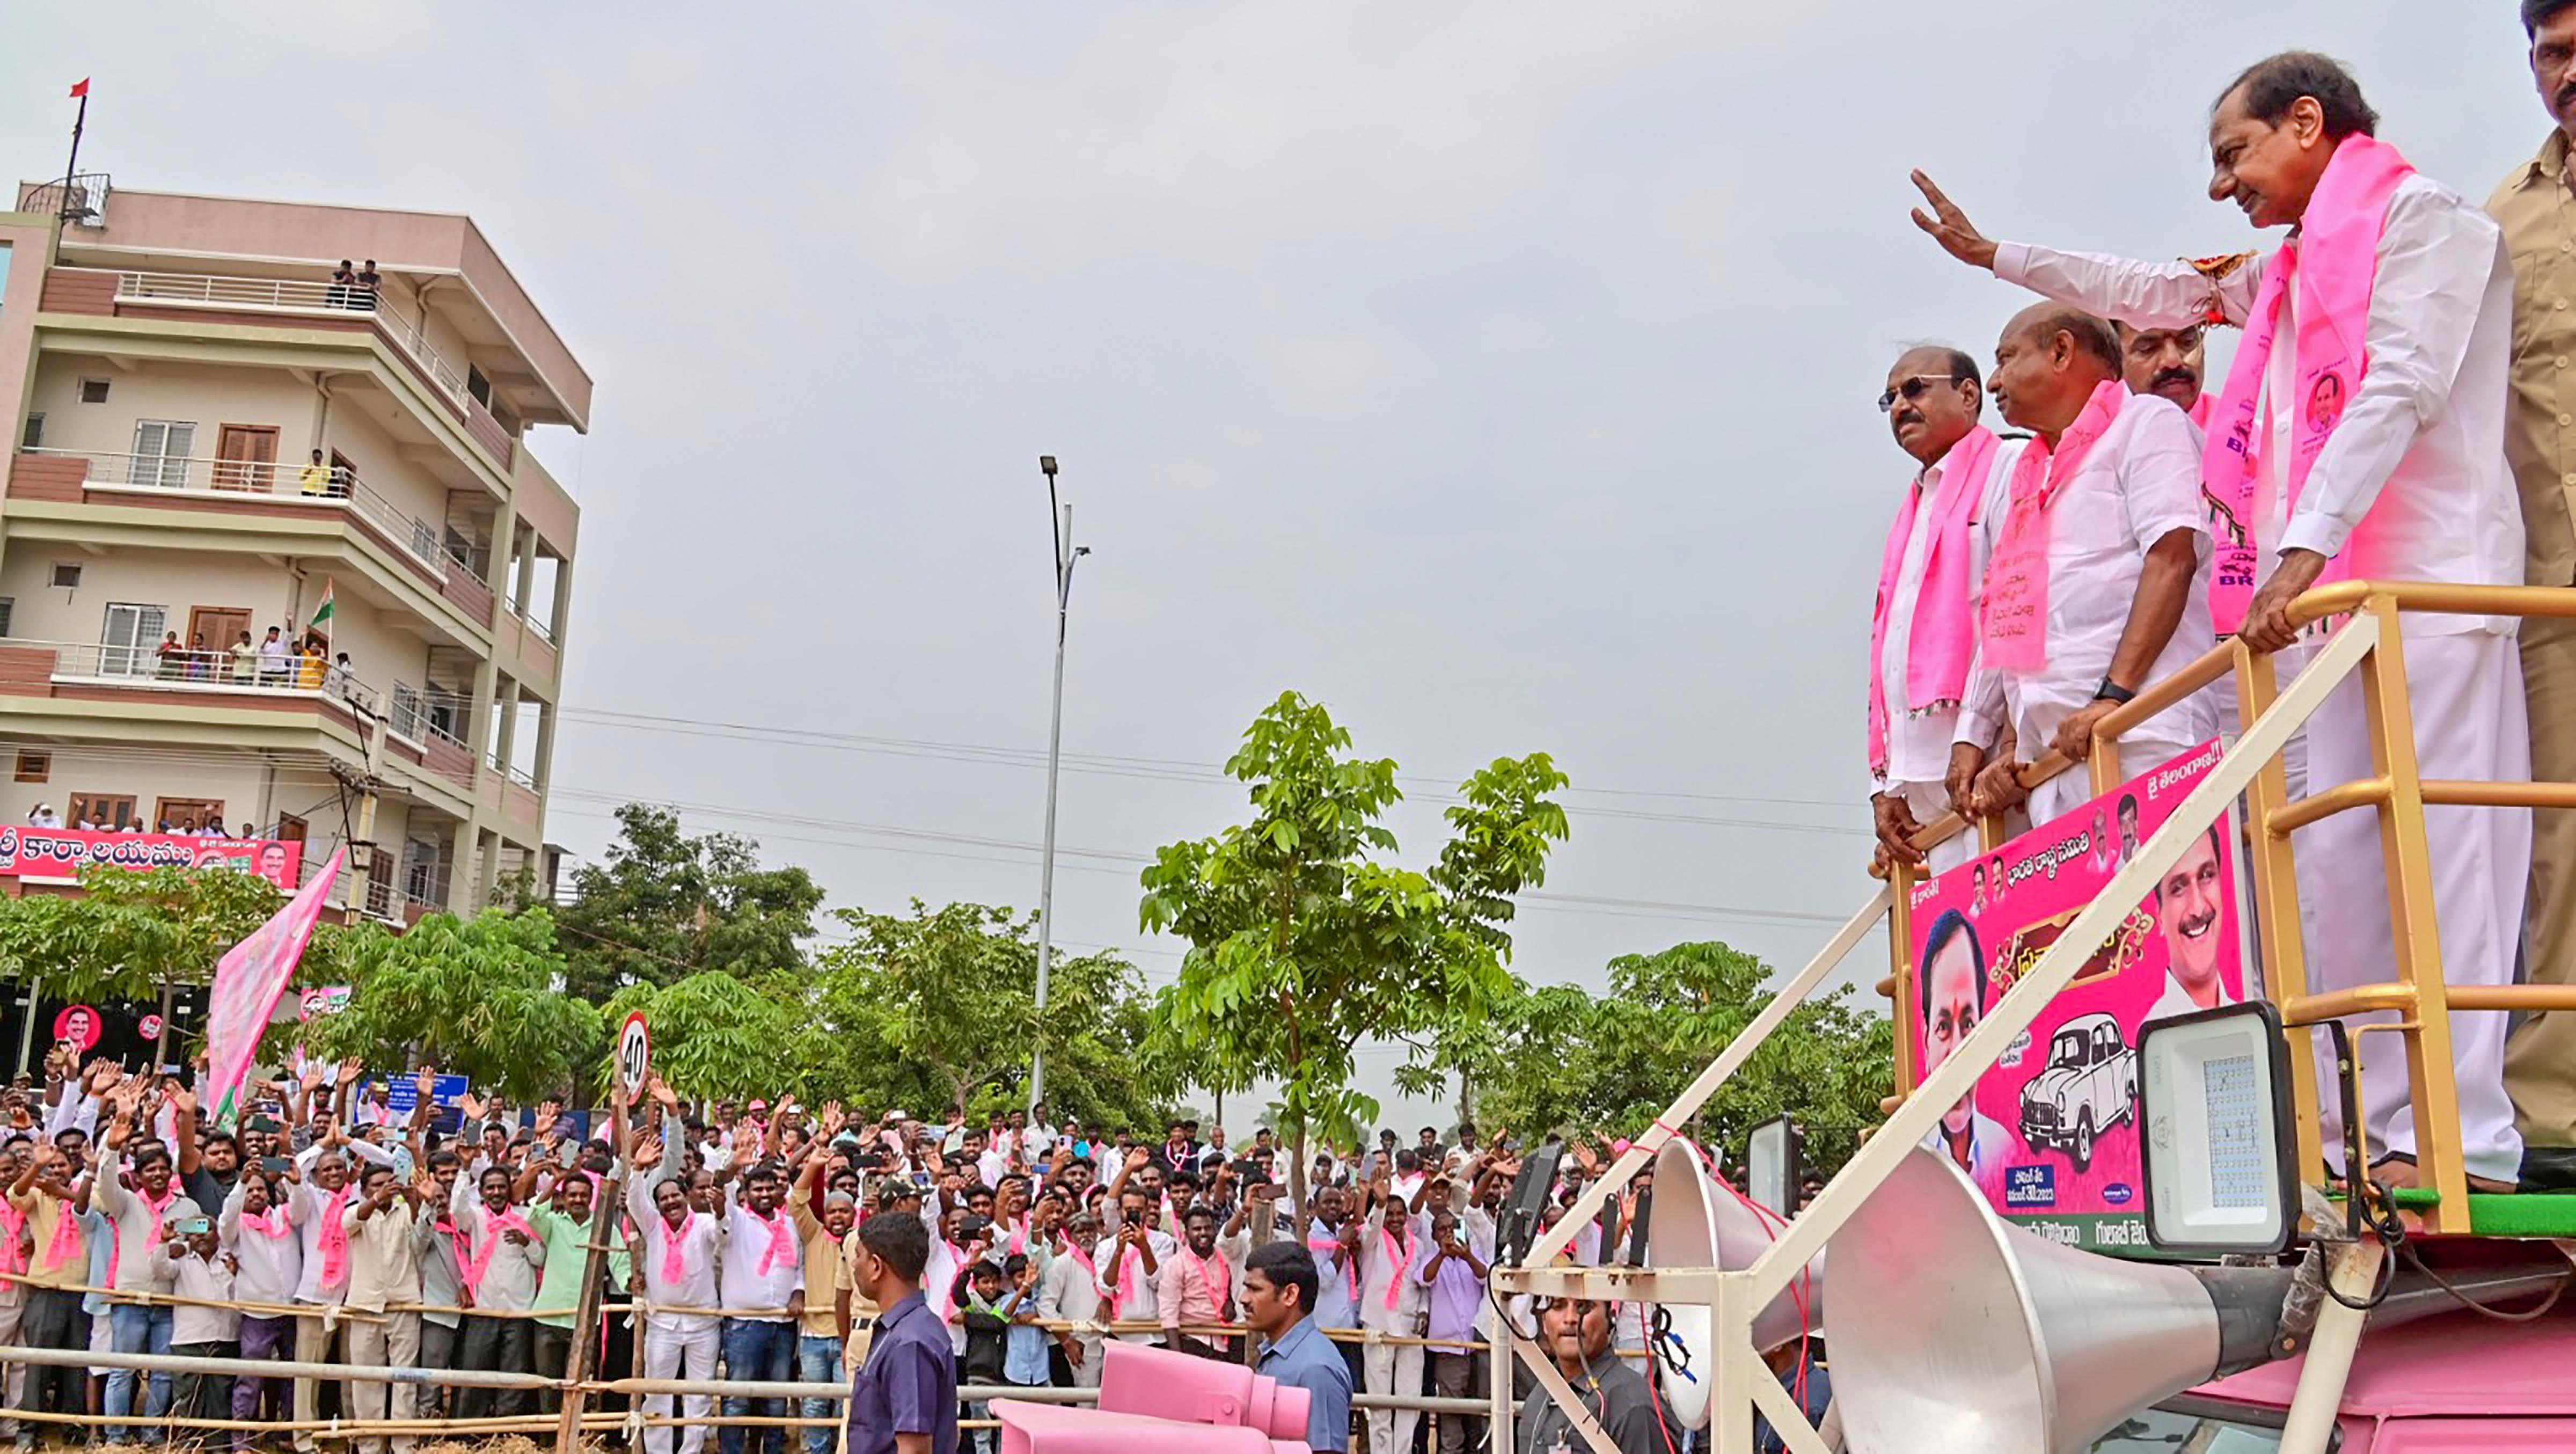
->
[[188, 607, 251, 681], [274, 813, 306, 845], [152, 797, 225, 834], [212, 425, 279, 493]]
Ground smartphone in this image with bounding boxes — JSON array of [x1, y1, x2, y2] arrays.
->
[[260, 1156, 290, 1175]]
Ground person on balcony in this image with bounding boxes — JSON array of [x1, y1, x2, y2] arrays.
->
[[156, 630, 186, 681], [356, 261, 382, 311], [297, 450, 332, 498], [1941, 305, 2214, 830], [297, 642, 327, 692], [229, 631, 258, 685], [257, 627, 290, 687], [1913, 53, 2530, 1192], [328, 261, 356, 310], [1868, 347, 2027, 876]]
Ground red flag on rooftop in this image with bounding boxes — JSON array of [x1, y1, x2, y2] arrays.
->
[[69, 79, 88, 99]]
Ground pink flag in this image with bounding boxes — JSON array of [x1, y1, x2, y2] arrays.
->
[[207, 848, 345, 1126]]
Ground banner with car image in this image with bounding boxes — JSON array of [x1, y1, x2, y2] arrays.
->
[[1900, 739, 2249, 1257]]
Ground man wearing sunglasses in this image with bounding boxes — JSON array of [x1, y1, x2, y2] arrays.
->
[[1868, 347, 2028, 873]]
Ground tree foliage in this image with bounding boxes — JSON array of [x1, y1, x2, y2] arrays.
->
[[596, 970, 814, 1104], [1452, 941, 1893, 1177], [0, 864, 290, 1007], [553, 805, 824, 1003], [1138, 691, 1568, 1210], [302, 908, 601, 1100], [809, 901, 1179, 1127]]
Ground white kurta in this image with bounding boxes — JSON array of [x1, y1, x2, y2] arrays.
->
[[1955, 390, 2216, 824], [1993, 171, 2529, 1182], [1876, 432, 2026, 871]]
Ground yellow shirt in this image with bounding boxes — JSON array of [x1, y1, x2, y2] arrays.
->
[[2486, 128, 2576, 588], [9, 1187, 89, 1289]]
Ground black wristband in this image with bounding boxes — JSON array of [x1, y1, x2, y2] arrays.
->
[[2093, 676, 2137, 705]]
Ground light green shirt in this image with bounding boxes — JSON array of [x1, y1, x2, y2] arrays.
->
[[528, 1197, 632, 1331]]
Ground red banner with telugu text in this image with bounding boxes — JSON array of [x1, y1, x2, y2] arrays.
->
[[0, 825, 303, 890]]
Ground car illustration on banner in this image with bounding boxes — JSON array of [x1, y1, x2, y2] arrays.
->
[[2018, 1011, 2138, 1171]]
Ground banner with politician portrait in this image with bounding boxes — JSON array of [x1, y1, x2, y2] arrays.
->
[[1901, 739, 2249, 1256]]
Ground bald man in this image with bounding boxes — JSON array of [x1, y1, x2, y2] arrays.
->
[[1868, 346, 2028, 871], [1948, 305, 2214, 829]]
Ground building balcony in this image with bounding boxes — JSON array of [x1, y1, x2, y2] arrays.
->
[[1, 637, 381, 727], [39, 267, 515, 474], [8, 449, 499, 634]]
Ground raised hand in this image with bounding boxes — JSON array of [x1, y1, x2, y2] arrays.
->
[[164, 1083, 196, 1119], [336, 1056, 364, 1087], [457, 1091, 487, 1124], [535, 1099, 563, 1139], [632, 1136, 665, 1172], [1908, 171, 2001, 271], [818, 1101, 846, 1138], [414, 1068, 436, 1099], [85, 1060, 122, 1095], [647, 1073, 680, 1113]]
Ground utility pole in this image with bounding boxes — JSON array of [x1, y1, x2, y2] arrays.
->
[[1030, 456, 1086, 1113]]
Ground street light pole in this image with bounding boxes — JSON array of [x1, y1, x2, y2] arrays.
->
[[1030, 455, 1085, 1114]]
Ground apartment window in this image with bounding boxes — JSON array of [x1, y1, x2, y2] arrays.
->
[[68, 793, 134, 831], [77, 379, 109, 405], [99, 602, 167, 677], [12, 751, 47, 784], [465, 366, 492, 408], [129, 420, 198, 489], [0, 597, 14, 637], [49, 564, 80, 590], [19, 414, 40, 450]]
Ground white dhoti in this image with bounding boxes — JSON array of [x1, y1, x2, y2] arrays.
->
[[1363, 1335, 1425, 1454], [2294, 630, 2528, 1185], [1889, 778, 1977, 873], [642, 1316, 720, 1454]]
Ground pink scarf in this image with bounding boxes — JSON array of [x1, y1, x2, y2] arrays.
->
[[42, 1195, 82, 1275], [2201, 134, 2413, 634], [656, 1212, 692, 1285], [0, 1200, 24, 1284], [106, 1181, 179, 1289], [1980, 380, 2127, 671], [240, 1206, 294, 1239], [1307, 1229, 1359, 1305], [1113, 1243, 1149, 1318], [1182, 1245, 1230, 1312], [462, 1205, 533, 1295], [1378, 1228, 1407, 1311], [315, 1183, 356, 1290], [1059, 1237, 1095, 1302], [1868, 426, 2002, 775], [934, 1241, 965, 1320], [2186, 393, 2213, 432], [750, 1205, 796, 1276]]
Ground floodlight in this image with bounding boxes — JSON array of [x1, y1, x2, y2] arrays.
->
[[1746, 1115, 1801, 1218], [2138, 1002, 2297, 1255]]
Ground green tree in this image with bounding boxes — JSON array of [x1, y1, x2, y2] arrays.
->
[[809, 900, 1179, 1128], [594, 970, 816, 1104], [553, 805, 825, 1003], [1456, 941, 1893, 1177], [302, 908, 602, 1100], [0, 863, 288, 1007], [1138, 691, 1569, 1212]]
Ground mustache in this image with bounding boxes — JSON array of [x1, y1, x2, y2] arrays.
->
[[2153, 367, 2197, 392], [2559, 81, 2576, 111]]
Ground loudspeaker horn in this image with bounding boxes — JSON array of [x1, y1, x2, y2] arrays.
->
[[1643, 1136, 1827, 1431], [1827, 1148, 2294, 1454]]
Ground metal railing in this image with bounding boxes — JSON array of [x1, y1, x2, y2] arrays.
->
[[386, 681, 471, 751], [1486, 580, 2576, 1454], [30, 637, 381, 713], [27, 447, 459, 578], [19, 172, 109, 224], [112, 269, 474, 405]]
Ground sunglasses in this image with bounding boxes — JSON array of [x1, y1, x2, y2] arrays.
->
[[1877, 374, 1962, 412]]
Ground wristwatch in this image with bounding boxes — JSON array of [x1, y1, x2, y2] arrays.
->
[[2092, 676, 2138, 705]]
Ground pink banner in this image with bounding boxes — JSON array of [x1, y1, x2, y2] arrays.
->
[[207, 847, 345, 1126], [0, 826, 303, 890], [1903, 741, 2248, 1255]]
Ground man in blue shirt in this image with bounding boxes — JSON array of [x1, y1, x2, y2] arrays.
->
[[847, 1212, 957, 1454], [1243, 1243, 1353, 1454]]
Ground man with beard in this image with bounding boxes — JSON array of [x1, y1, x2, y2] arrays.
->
[[1513, 1298, 1674, 1454], [1918, 51, 2530, 1193], [94, 1086, 197, 1442], [1869, 345, 2026, 872], [789, 1160, 859, 1454], [448, 1163, 544, 1420], [2148, 822, 2238, 1021], [1157, 1205, 1235, 1358], [409, 1148, 466, 1411], [2117, 321, 2214, 427], [1036, 1208, 1104, 1387], [341, 1164, 427, 1454], [8, 1136, 92, 1446], [530, 1162, 630, 1415], [1094, 1189, 1172, 1346], [716, 1155, 803, 1454], [1303, 1185, 1365, 1393]]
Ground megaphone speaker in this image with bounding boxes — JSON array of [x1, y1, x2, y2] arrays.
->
[[1642, 1137, 1827, 1430], [1827, 1148, 2291, 1454]]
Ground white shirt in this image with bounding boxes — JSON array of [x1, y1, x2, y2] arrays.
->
[[1957, 390, 2215, 754], [155, 1246, 239, 1345], [1093, 1229, 1177, 1321], [220, 1183, 303, 1307], [1876, 432, 2026, 793], [1356, 1206, 1429, 1332], [2147, 973, 2238, 1025], [1994, 172, 2523, 639], [716, 1189, 804, 1322], [1037, 1241, 1103, 1332], [627, 1170, 722, 1329]]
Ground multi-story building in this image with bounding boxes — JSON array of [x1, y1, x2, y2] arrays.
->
[[0, 174, 586, 925]]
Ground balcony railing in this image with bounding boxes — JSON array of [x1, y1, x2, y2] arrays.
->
[[386, 681, 471, 752], [31, 638, 382, 713], [112, 270, 474, 404], [25, 448, 479, 583]]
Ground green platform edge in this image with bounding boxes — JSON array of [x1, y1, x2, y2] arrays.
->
[[2367, 1187, 2576, 1236]]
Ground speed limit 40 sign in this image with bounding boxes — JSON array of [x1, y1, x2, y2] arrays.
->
[[617, 1012, 652, 1097]]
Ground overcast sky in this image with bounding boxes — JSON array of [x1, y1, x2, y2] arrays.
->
[[5, 4, 2552, 1133]]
